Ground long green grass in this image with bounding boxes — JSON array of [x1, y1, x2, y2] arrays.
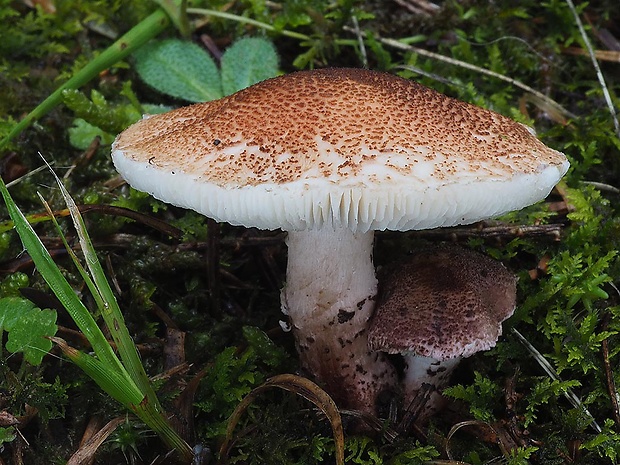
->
[[0, 166, 193, 461]]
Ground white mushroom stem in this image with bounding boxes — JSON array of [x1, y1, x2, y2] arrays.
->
[[402, 354, 461, 418], [283, 227, 397, 413]]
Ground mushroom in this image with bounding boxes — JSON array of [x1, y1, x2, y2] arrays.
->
[[368, 244, 518, 420], [111, 68, 568, 414]]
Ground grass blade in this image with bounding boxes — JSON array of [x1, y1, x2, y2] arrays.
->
[[42, 165, 193, 460], [52, 337, 144, 407], [38, 193, 109, 314], [46, 163, 157, 402], [0, 174, 192, 460], [0, 180, 121, 371]]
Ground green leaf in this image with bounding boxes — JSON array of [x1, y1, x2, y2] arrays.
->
[[0, 296, 57, 365], [0, 427, 16, 446], [46, 168, 154, 397], [0, 296, 35, 332], [134, 38, 222, 102], [524, 378, 582, 426], [391, 442, 440, 465], [68, 118, 116, 150], [6, 307, 57, 365], [581, 419, 620, 462], [40, 166, 192, 458], [220, 37, 279, 95]]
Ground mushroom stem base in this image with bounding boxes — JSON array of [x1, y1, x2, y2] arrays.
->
[[403, 355, 461, 421], [283, 228, 396, 413]]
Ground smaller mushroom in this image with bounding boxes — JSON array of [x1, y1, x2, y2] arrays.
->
[[368, 244, 517, 420]]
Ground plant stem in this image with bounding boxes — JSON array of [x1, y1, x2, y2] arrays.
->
[[187, 8, 311, 41], [0, 9, 171, 153]]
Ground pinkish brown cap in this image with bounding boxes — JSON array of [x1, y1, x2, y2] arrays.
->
[[368, 244, 517, 360], [112, 68, 569, 233]]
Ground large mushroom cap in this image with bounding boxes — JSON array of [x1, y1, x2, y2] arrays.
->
[[112, 68, 569, 233], [368, 244, 517, 360]]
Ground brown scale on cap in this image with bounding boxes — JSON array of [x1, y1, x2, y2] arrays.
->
[[368, 244, 517, 360], [113, 68, 566, 187]]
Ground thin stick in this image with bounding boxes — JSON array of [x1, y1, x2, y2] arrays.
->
[[187, 8, 310, 41], [600, 312, 620, 427], [564, 0, 620, 139], [512, 328, 602, 433], [351, 15, 368, 68], [343, 26, 575, 121]]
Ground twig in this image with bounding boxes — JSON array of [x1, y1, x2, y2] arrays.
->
[[351, 15, 368, 68], [446, 420, 507, 460], [581, 180, 620, 194], [66, 417, 125, 465], [563, 47, 620, 63], [393, 0, 440, 16], [397, 64, 464, 88], [401, 223, 566, 241], [342, 26, 576, 121], [187, 8, 310, 41], [511, 328, 602, 433], [5, 164, 53, 188], [396, 384, 433, 438], [600, 312, 620, 427], [564, 0, 620, 140]]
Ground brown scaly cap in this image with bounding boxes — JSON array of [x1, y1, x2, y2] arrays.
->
[[112, 68, 569, 232], [368, 244, 517, 360]]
